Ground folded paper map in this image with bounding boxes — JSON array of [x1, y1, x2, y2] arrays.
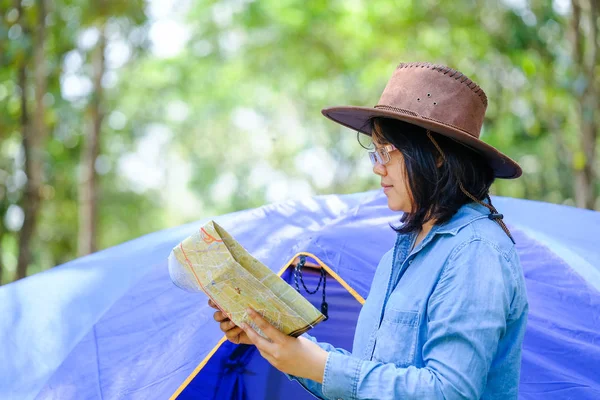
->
[[168, 220, 325, 337]]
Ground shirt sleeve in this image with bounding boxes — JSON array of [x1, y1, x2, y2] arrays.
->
[[321, 239, 514, 400], [286, 333, 353, 399]]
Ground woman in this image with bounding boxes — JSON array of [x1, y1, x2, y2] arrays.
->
[[210, 62, 529, 399]]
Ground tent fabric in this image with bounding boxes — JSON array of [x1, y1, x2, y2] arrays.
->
[[0, 190, 599, 399], [179, 265, 363, 400], [171, 252, 364, 400]]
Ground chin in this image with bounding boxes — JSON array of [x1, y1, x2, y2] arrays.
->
[[387, 199, 406, 212]]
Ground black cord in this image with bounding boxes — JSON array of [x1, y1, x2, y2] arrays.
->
[[294, 255, 328, 321], [294, 256, 324, 294]]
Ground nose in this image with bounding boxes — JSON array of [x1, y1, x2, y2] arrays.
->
[[372, 162, 386, 177]]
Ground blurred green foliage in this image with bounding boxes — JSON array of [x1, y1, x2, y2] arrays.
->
[[0, 0, 598, 284]]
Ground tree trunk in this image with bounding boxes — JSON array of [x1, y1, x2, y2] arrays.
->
[[16, 0, 48, 280], [571, 0, 599, 209], [78, 28, 106, 256]]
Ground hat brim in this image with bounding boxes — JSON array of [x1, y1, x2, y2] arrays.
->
[[322, 106, 522, 179]]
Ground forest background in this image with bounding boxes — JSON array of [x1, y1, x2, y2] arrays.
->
[[0, 0, 598, 284]]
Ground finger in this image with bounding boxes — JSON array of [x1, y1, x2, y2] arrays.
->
[[241, 322, 275, 352], [220, 319, 237, 332], [228, 329, 253, 346], [208, 299, 219, 310], [226, 326, 244, 337], [246, 309, 285, 343], [225, 326, 244, 343], [213, 310, 229, 323]]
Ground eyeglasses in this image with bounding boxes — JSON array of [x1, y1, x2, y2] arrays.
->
[[368, 144, 397, 166]]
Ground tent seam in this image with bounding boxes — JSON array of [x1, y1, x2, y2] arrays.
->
[[93, 325, 104, 400]]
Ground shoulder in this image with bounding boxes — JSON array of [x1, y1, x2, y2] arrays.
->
[[437, 216, 526, 312], [431, 204, 523, 289], [452, 217, 516, 262], [435, 202, 518, 263]]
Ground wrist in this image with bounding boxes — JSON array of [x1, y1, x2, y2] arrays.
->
[[306, 346, 328, 383]]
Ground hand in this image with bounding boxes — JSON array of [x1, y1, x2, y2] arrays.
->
[[240, 308, 328, 383], [208, 299, 253, 345]]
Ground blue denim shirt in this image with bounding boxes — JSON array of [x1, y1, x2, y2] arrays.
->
[[290, 202, 529, 399]]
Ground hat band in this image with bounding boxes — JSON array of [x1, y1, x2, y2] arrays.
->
[[374, 104, 419, 117], [373, 104, 478, 138]]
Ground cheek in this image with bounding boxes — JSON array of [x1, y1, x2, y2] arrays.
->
[[388, 163, 408, 193], [388, 163, 413, 207]]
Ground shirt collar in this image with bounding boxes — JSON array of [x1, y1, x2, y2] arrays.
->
[[433, 201, 491, 236], [405, 201, 491, 256]]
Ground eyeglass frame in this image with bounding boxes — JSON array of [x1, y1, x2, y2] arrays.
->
[[368, 144, 398, 166]]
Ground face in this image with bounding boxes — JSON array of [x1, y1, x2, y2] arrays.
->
[[371, 139, 414, 213]]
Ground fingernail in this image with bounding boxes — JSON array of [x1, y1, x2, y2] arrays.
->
[[246, 308, 253, 315], [240, 323, 248, 330]]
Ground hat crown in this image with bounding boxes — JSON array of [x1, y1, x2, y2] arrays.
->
[[377, 63, 488, 138]]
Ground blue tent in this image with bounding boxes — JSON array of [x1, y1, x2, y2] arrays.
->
[[1, 191, 599, 400]]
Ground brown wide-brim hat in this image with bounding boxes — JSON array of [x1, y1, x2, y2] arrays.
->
[[322, 62, 522, 179]]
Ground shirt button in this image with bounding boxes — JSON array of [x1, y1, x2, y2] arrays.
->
[[408, 259, 413, 265]]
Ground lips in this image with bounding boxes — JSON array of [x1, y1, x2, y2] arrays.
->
[[381, 183, 393, 188]]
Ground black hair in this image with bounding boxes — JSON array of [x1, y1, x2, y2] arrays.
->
[[365, 117, 495, 234]]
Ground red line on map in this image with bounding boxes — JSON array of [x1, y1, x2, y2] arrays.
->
[[200, 228, 223, 244]]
